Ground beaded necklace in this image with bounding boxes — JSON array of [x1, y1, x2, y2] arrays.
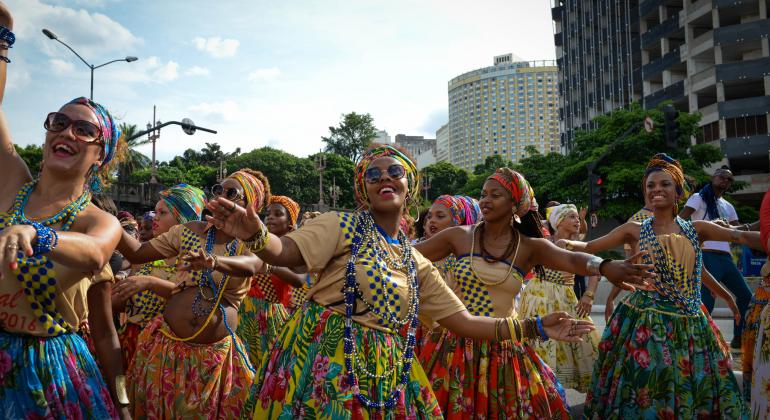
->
[[4, 180, 91, 336], [468, 222, 519, 286], [639, 216, 702, 313], [343, 211, 419, 410]]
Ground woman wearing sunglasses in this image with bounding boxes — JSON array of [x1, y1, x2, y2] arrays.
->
[[0, 5, 128, 418], [111, 183, 206, 368], [116, 169, 269, 418], [202, 144, 652, 419]]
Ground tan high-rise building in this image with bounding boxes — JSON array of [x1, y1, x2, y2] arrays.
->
[[447, 54, 560, 171]]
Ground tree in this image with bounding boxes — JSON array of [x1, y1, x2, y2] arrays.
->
[[459, 155, 515, 197], [15, 144, 43, 174], [420, 161, 469, 202], [228, 147, 317, 207], [322, 112, 378, 162], [118, 123, 151, 182]]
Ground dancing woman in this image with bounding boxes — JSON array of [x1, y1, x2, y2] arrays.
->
[[117, 169, 269, 419], [567, 154, 760, 418], [751, 187, 770, 416], [204, 144, 648, 419], [0, 6, 127, 417], [111, 183, 206, 366], [237, 194, 305, 366], [517, 203, 601, 393]]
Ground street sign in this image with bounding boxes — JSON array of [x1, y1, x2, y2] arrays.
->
[[644, 116, 654, 133]]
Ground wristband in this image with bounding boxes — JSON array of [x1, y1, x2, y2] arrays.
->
[[586, 255, 603, 276], [30, 222, 58, 254], [583, 290, 595, 299], [535, 315, 549, 341], [598, 259, 612, 277], [115, 374, 130, 405]]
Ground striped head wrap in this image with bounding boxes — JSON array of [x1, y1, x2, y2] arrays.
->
[[487, 168, 533, 217], [67, 97, 120, 168], [434, 195, 482, 226], [645, 153, 687, 197], [547, 204, 578, 230], [228, 169, 270, 212], [268, 195, 300, 227], [354, 144, 420, 207], [159, 183, 206, 224]]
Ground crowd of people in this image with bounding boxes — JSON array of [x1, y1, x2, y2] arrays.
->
[[2, 4, 770, 419]]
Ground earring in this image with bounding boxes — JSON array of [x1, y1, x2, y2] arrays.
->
[[87, 164, 102, 193]]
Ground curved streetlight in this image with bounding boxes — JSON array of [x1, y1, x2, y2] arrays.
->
[[42, 28, 138, 100]]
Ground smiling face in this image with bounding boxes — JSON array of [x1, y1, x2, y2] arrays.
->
[[555, 210, 581, 235], [265, 203, 293, 236], [363, 156, 409, 214], [42, 103, 103, 180], [424, 202, 455, 239], [153, 200, 178, 236], [645, 170, 681, 211], [479, 179, 515, 223]]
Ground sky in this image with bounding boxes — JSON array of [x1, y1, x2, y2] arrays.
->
[[5, 0, 556, 162]]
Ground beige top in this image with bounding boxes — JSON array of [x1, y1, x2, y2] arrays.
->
[[149, 224, 251, 308], [124, 260, 177, 326], [451, 254, 525, 318], [286, 212, 466, 333]]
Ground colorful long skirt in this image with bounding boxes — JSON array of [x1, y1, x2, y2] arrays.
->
[[743, 280, 770, 402], [118, 322, 142, 369], [518, 276, 600, 392], [417, 326, 570, 419], [128, 316, 255, 419], [236, 295, 290, 367], [752, 304, 770, 418], [0, 331, 117, 419], [243, 301, 443, 419], [584, 292, 748, 419]]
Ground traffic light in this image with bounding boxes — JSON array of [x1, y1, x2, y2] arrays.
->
[[663, 104, 678, 148], [589, 173, 603, 211]]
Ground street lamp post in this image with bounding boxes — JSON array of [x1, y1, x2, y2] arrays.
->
[[422, 175, 432, 202], [329, 177, 341, 209], [315, 152, 326, 206], [42, 28, 138, 100]]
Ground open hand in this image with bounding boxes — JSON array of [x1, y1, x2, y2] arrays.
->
[[180, 249, 215, 272], [0, 224, 34, 275], [601, 251, 656, 291], [205, 197, 264, 241], [112, 275, 150, 302], [542, 311, 595, 342], [575, 295, 593, 318]]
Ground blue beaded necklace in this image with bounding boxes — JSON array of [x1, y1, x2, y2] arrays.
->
[[10, 180, 91, 230], [343, 211, 419, 410]]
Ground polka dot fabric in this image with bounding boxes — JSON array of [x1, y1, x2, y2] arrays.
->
[[542, 267, 575, 286], [452, 257, 494, 317]]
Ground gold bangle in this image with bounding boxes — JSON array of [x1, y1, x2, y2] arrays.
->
[[583, 290, 595, 299], [565, 240, 575, 251], [494, 319, 501, 342], [514, 318, 522, 342], [506, 317, 517, 342], [115, 374, 129, 405]]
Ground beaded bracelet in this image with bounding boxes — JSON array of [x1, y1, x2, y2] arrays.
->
[[535, 315, 549, 341], [0, 26, 15, 48], [31, 222, 58, 254], [246, 227, 269, 253]]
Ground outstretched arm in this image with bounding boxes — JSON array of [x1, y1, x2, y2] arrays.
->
[[437, 310, 594, 343], [560, 222, 639, 254], [413, 225, 462, 262], [694, 220, 762, 251]]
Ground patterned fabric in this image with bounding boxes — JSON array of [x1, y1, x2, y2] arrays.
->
[[547, 204, 577, 231], [752, 304, 770, 418], [160, 183, 206, 223], [353, 144, 420, 207], [236, 290, 290, 368], [118, 322, 142, 370], [267, 195, 300, 227], [0, 331, 117, 419], [518, 271, 600, 392], [744, 278, 770, 402], [67, 96, 120, 168], [229, 170, 269, 211], [487, 169, 532, 217], [243, 301, 442, 419], [128, 316, 254, 419], [289, 281, 311, 311], [433, 195, 481, 227], [628, 208, 653, 223]]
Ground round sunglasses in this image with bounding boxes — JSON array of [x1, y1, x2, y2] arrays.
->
[[364, 164, 406, 184], [44, 112, 102, 143], [210, 184, 245, 201]]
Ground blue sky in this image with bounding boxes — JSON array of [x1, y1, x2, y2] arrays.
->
[[5, 0, 555, 161]]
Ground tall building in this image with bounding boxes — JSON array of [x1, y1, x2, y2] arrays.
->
[[552, 0, 770, 203], [447, 54, 561, 171], [435, 123, 450, 163], [374, 129, 391, 144], [394, 134, 436, 159]]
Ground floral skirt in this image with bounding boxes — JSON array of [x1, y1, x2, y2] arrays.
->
[[243, 301, 442, 419], [584, 292, 748, 419], [236, 295, 290, 367], [518, 276, 600, 392], [128, 315, 255, 419], [118, 322, 143, 370], [752, 304, 770, 418], [0, 331, 117, 420], [743, 281, 770, 402], [417, 326, 570, 420]]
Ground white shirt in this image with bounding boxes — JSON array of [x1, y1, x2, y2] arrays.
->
[[684, 193, 738, 252]]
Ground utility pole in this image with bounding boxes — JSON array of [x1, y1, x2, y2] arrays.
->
[[315, 152, 326, 205]]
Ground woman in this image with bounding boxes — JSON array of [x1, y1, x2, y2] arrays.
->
[[205, 144, 649, 418], [0, 6, 127, 417], [111, 183, 206, 367], [237, 194, 305, 367], [117, 169, 269, 419], [566, 154, 760, 418], [518, 203, 601, 393], [749, 187, 770, 415], [413, 168, 650, 418]]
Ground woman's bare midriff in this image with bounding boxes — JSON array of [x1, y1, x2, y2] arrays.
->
[[163, 286, 239, 344]]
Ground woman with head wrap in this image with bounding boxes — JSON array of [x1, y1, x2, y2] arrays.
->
[[206, 144, 616, 418], [411, 167, 653, 418], [236, 194, 306, 367], [0, 8, 127, 415], [563, 153, 763, 418], [516, 203, 602, 392], [117, 170, 270, 418], [110, 183, 206, 367]]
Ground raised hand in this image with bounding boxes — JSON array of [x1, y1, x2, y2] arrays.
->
[[601, 251, 656, 291], [112, 275, 150, 302], [179, 249, 215, 272], [205, 197, 264, 241], [541, 311, 595, 342], [575, 294, 593, 318], [0, 224, 34, 275]]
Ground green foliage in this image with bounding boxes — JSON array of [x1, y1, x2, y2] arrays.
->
[[420, 161, 469, 201], [321, 112, 378, 162], [15, 144, 43, 174], [118, 123, 151, 182]]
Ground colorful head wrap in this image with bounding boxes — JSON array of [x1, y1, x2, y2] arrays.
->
[[66, 97, 120, 168], [353, 144, 420, 207], [644, 153, 687, 197], [228, 170, 269, 211], [547, 204, 578, 230], [159, 183, 206, 224], [487, 168, 533, 217], [433, 195, 482, 226], [268, 195, 300, 227]]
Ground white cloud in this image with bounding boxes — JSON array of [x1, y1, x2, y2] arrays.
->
[[152, 61, 179, 83], [49, 58, 75, 74], [184, 66, 210, 77], [247, 67, 281, 82], [192, 37, 239, 58], [95, 56, 178, 85], [188, 100, 242, 123]]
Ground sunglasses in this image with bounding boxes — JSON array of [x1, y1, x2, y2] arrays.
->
[[364, 164, 406, 184], [211, 184, 244, 201], [44, 112, 102, 143]]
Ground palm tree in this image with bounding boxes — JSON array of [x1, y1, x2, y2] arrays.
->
[[118, 123, 151, 182]]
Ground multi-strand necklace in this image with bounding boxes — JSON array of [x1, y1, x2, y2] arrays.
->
[[10, 180, 91, 229], [343, 211, 419, 409], [468, 222, 519, 286]]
